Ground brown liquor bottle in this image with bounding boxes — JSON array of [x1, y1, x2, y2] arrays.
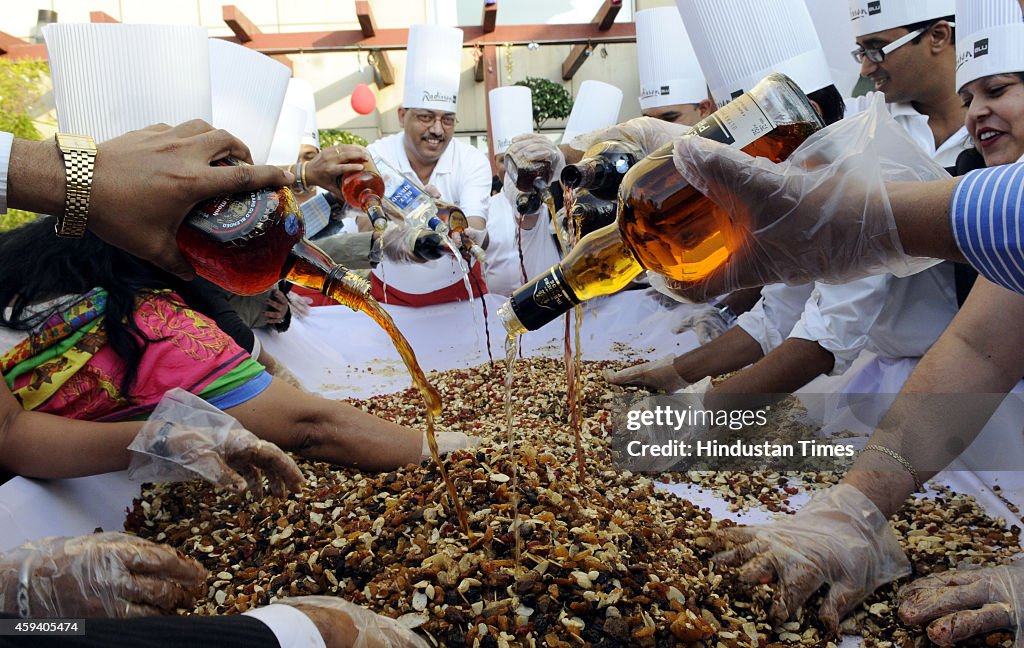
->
[[177, 158, 370, 305], [500, 73, 824, 334], [560, 140, 642, 201], [339, 159, 389, 232]]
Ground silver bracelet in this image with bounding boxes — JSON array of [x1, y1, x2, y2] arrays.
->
[[16, 556, 32, 619]]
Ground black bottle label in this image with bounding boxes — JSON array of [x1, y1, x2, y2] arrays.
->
[[187, 190, 287, 243], [509, 267, 581, 331]]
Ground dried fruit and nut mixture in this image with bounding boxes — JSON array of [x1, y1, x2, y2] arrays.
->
[[126, 358, 1021, 647]]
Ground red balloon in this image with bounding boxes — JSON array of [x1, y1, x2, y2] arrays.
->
[[351, 83, 376, 114]]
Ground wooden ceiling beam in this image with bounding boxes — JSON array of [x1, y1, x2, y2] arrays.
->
[[221, 5, 293, 72], [561, 0, 623, 80], [1, 22, 638, 60], [482, 2, 497, 33], [355, 1, 377, 37], [89, 11, 120, 23]]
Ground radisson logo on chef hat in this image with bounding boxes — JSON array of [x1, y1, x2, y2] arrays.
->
[[403, 24, 464, 114]]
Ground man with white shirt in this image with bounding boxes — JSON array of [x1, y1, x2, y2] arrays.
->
[[609, 0, 962, 400], [483, 86, 562, 296], [368, 24, 492, 307]]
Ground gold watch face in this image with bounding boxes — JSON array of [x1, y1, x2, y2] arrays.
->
[[56, 133, 96, 153]]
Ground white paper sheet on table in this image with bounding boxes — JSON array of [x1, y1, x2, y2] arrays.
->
[[0, 287, 1021, 647]]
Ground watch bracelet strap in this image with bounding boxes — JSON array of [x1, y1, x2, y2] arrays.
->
[[56, 134, 96, 238]]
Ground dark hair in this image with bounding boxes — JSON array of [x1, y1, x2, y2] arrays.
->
[[808, 84, 846, 125], [906, 17, 956, 44], [0, 216, 171, 397]]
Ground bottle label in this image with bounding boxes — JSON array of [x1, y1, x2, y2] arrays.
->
[[691, 93, 776, 150], [188, 190, 279, 242], [509, 267, 581, 331], [388, 180, 423, 210]]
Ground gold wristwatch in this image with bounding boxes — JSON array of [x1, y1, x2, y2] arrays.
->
[[54, 132, 97, 238]]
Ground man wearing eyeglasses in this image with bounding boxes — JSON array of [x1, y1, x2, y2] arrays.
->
[[366, 24, 492, 307], [847, 0, 967, 165]]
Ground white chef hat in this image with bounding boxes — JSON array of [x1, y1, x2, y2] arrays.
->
[[489, 86, 534, 155], [209, 39, 291, 165], [403, 24, 464, 113], [636, 7, 707, 110], [677, 0, 834, 108], [44, 23, 211, 143], [806, 0, 861, 97], [955, 0, 1024, 91], [284, 78, 320, 149], [562, 80, 623, 146], [848, 0, 955, 37]]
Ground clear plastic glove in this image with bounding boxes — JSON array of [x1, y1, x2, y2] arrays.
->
[[713, 483, 911, 634], [669, 94, 946, 302], [604, 355, 689, 393], [127, 388, 304, 498], [286, 291, 313, 318], [421, 431, 479, 462], [899, 560, 1024, 646], [280, 596, 428, 648], [618, 378, 712, 472], [422, 183, 442, 200], [380, 222, 446, 263], [672, 304, 733, 344], [571, 116, 691, 157], [0, 532, 207, 618], [506, 133, 566, 185]]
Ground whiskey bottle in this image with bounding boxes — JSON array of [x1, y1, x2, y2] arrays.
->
[[504, 152, 553, 193], [339, 159, 388, 232], [560, 140, 642, 201], [499, 73, 824, 334], [177, 158, 370, 304], [567, 189, 616, 238]]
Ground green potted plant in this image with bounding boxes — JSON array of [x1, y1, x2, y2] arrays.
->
[[514, 77, 573, 131]]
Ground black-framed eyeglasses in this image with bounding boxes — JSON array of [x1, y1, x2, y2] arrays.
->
[[850, 26, 926, 64], [413, 111, 457, 127]]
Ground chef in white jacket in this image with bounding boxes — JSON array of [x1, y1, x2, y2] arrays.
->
[[483, 86, 562, 296], [608, 0, 961, 405], [368, 24, 492, 307]]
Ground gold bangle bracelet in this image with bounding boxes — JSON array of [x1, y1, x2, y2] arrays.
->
[[863, 444, 923, 492], [300, 161, 309, 192]]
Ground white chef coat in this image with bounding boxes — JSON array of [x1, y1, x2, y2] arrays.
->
[[483, 192, 563, 296], [368, 133, 492, 300], [738, 96, 966, 375]]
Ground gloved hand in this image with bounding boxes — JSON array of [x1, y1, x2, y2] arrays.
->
[[899, 560, 1024, 647], [127, 388, 304, 498], [669, 94, 947, 302], [571, 115, 691, 157], [422, 431, 479, 462], [280, 596, 429, 648], [604, 355, 689, 393], [506, 133, 567, 183], [0, 532, 207, 618], [380, 222, 446, 263], [713, 483, 910, 634], [286, 291, 313, 318], [672, 304, 733, 344], [618, 378, 712, 472]]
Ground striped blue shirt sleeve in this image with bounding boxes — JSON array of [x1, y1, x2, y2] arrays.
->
[[950, 163, 1024, 295]]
